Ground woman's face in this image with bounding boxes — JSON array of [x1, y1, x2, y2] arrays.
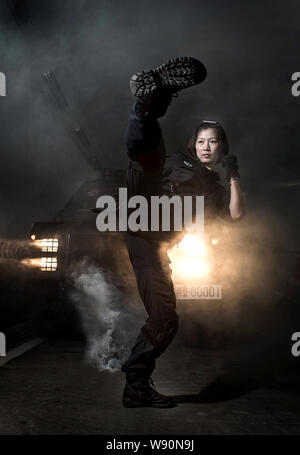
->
[[195, 128, 222, 167]]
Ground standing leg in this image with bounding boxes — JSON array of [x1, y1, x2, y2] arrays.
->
[[122, 235, 178, 377], [121, 234, 178, 408]]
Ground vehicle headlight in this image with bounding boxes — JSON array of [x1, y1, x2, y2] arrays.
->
[[31, 238, 59, 252], [40, 238, 59, 252], [40, 257, 57, 272], [168, 234, 211, 280]]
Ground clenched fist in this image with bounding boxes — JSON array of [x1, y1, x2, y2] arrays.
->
[[221, 154, 240, 182]]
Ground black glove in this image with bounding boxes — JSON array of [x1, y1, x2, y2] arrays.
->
[[221, 154, 240, 182]]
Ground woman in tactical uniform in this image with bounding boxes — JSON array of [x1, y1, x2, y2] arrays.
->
[[121, 56, 244, 408]]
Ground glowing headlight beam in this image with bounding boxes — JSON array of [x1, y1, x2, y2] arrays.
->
[[21, 257, 57, 271], [33, 238, 59, 252]]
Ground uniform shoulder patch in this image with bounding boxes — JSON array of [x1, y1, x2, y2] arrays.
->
[[183, 160, 193, 168]]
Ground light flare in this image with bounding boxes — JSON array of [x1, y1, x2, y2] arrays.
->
[[21, 258, 43, 268], [21, 257, 57, 271], [178, 234, 206, 256], [175, 257, 209, 277], [168, 233, 211, 279]]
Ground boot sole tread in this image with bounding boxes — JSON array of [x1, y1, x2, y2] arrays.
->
[[130, 56, 207, 96]]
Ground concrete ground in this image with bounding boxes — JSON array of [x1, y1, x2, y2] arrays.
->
[[0, 338, 300, 435]]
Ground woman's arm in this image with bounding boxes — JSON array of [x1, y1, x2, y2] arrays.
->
[[221, 154, 245, 221], [229, 178, 245, 220]]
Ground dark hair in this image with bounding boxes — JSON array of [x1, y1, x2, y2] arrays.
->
[[187, 121, 229, 162]]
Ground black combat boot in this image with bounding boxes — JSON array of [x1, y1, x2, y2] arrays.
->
[[123, 376, 176, 408], [130, 56, 207, 97]]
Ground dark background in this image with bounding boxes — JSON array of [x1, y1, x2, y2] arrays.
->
[[0, 0, 299, 245]]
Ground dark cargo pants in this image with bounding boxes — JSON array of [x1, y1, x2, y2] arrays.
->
[[121, 98, 179, 384]]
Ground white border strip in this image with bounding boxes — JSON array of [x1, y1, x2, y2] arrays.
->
[[0, 338, 46, 366]]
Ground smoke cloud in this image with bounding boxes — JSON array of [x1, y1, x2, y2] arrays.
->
[[70, 261, 143, 371], [169, 211, 298, 346]]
